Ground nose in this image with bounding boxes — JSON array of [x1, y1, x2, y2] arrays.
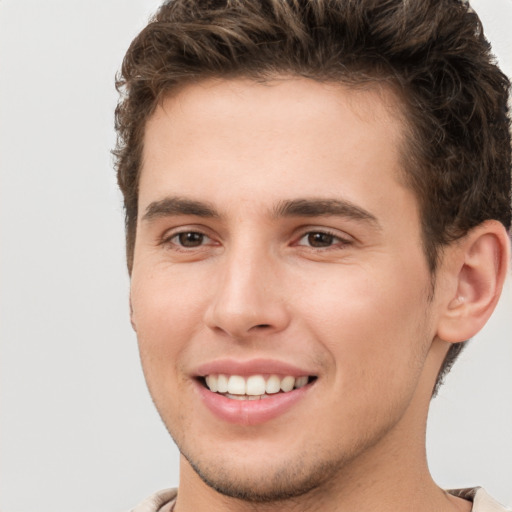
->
[[204, 245, 290, 340]]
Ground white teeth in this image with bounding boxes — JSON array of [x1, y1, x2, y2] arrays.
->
[[205, 375, 218, 392], [204, 374, 311, 396], [280, 376, 295, 392], [265, 375, 281, 394], [224, 393, 273, 401], [227, 375, 246, 395], [225, 393, 248, 400], [294, 376, 308, 389], [246, 375, 266, 395], [217, 374, 229, 393]]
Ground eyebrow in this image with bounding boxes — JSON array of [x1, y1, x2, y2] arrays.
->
[[142, 196, 380, 229], [273, 198, 380, 228], [142, 197, 220, 221]]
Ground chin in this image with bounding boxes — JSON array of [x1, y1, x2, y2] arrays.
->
[[172, 427, 371, 505], [186, 452, 340, 502]]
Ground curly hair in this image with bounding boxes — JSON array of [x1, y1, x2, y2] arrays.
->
[[114, 0, 511, 393]]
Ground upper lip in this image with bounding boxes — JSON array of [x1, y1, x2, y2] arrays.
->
[[195, 358, 316, 378]]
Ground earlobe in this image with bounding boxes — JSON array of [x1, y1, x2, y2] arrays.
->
[[437, 220, 510, 343]]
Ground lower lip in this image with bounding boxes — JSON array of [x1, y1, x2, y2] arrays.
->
[[195, 381, 312, 426]]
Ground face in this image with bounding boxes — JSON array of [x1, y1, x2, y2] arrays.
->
[[131, 78, 441, 501]]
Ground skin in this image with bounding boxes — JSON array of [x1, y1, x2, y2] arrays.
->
[[130, 77, 507, 512]]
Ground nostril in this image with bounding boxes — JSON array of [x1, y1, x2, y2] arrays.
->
[[254, 324, 271, 329]]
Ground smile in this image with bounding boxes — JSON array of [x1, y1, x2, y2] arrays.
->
[[203, 374, 312, 400], [194, 360, 317, 424]]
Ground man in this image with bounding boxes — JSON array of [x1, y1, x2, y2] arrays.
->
[[114, 1, 511, 511]]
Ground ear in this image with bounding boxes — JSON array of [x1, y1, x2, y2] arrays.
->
[[129, 295, 137, 332], [436, 220, 510, 343]]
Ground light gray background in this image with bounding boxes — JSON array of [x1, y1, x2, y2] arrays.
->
[[0, 1, 511, 511]]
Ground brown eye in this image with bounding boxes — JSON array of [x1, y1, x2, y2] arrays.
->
[[306, 232, 335, 247], [296, 230, 351, 249], [175, 232, 205, 247]]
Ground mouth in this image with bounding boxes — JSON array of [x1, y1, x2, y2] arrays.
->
[[199, 374, 317, 400], [194, 360, 318, 424]]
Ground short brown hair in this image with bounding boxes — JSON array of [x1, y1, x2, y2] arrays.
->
[[114, 0, 511, 392]]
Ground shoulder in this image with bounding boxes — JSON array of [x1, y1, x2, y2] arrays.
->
[[449, 488, 511, 512], [127, 488, 177, 512]]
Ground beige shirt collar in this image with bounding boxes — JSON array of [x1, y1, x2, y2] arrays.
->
[[129, 487, 510, 512]]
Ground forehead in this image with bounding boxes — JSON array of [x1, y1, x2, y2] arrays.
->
[[145, 76, 405, 147], [139, 77, 412, 219]]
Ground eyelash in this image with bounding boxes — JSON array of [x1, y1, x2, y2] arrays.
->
[[295, 230, 352, 250], [161, 228, 352, 252], [161, 230, 215, 251]]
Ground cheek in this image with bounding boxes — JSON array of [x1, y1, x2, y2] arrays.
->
[[295, 271, 433, 439], [293, 262, 433, 390], [132, 266, 206, 336], [131, 270, 205, 435], [130, 267, 209, 387]]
